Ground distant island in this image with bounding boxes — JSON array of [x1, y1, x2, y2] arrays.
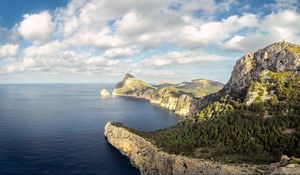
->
[[105, 41, 300, 175], [100, 88, 110, 96]]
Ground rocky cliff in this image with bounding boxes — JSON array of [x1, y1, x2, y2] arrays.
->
[[225, 41, 300, 93], [113, 74, 222, 117], [105, 122, 300, 175]]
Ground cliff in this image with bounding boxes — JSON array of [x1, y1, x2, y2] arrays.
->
[[225, 41, 300, 93], [104, 122, 300, 175], [113, 74, 222, 117]]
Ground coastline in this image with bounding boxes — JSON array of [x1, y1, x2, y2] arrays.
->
[[104, 122, 300, 175]]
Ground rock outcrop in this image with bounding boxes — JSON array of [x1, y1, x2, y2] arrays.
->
[[225, 41, 300, 93], [105, 122, 300, 175], [100, 88, 110, 96], [113, 74, 222, 117]]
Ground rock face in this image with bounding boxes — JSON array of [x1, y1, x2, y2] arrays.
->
[[225, 41, 300, 93], [113, 74, 222, 117], [104, 122, 265, 175], [100, 88, 110, 96]]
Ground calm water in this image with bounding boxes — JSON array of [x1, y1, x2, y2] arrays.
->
[[0, 84, 179, 175]]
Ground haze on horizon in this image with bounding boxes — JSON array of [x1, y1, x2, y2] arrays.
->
[[0, 0, 299, 84]]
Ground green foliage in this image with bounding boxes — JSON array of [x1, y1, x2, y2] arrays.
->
[[162, 86, 186, 98], [177, 80, 223, 98], [154, 80, 223, 98]]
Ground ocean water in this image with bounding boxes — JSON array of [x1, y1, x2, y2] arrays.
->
[[0, 84, 179, 175]]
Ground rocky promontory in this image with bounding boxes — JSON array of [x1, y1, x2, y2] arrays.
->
[[112, 73, 222, 117], [105, 122, 300, 175]]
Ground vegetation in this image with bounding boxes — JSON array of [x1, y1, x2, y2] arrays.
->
[[114, 78, 157, 94], [154, 79, 223, 98], [131, 71, 300, 164], [288, 45, 300, 54], [159, 86, 188, 98]]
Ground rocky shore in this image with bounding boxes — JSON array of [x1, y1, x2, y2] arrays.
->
[[104, 122, 300, 175]]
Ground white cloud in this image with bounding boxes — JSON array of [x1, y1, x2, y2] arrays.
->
[[64, 27, 126, 49], [0, 40, 135, 75], [224, 10, 300, 52], [18, 11, 53, 43], [177, 0, 237, 17], [116, 12, 149, 36], [173, 13, 257, 47], [0, 44, 19, 59], [104, 47, 138, 58], [143, 51, 229, 67]]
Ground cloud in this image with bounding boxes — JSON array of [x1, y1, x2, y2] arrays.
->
[[173, 13, 258, 47], [0, 40, 135, 75], [224, 10, 300, 52], [177, 0, 237, 17], [18, 11, 53, 43], [64, 27, 126, 49], [116, 11, 150, 36], [142, 50, 229, 67], [264, 0, 300, 12], [0, 44, 19, 59], [0, 26, 18, 44], [104, 47, 139, 58]]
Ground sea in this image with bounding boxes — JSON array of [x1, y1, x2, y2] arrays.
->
[[0, 84, 179, 175]]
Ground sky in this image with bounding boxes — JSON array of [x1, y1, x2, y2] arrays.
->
[[0, 0, 299, 84]]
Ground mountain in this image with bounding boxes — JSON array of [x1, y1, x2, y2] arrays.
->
[[105, 41, 300, 175], [225, 41, 299, 93], [113, 74, 223, 116]]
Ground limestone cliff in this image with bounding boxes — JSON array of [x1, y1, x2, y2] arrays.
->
[[104, 122, 300, 175], [113, 74, 222, 117], [225, 41, 300, 93]]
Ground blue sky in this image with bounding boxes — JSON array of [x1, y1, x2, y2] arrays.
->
[[0, 0, 299, 84], [0, 0, 68, 28]]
